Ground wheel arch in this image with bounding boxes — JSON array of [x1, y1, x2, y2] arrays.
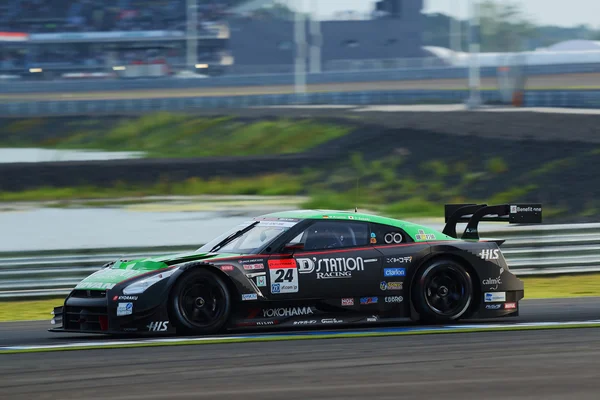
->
[[408, 251, 481, 321], [167, 262, 240, 328]]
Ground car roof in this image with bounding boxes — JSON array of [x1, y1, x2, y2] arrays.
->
[[257, 209, 413, 229], [255, 210, 456, 241]]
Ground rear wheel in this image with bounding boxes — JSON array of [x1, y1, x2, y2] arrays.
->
[[170, 268, 231, 335], [412, 259, 473, 323]]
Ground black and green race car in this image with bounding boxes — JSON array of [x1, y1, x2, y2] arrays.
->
[[50, 203, 542, 335]]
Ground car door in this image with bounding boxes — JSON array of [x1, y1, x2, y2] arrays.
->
[[268, 220, 383, 299]]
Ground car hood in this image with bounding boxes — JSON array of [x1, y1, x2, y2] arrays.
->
[[74, 251, 242, 290]]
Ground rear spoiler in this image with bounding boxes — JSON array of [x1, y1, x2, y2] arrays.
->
[[443, 203, 542, 240]]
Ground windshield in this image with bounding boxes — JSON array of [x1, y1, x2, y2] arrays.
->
[[197, 219, 300, 254]]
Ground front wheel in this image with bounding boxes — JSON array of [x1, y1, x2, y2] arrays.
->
[[412, 259, 473, 324], [170, 268, 231, 335]]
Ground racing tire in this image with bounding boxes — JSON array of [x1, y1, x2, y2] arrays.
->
[[412, 258, 473, 324], [170, 268, 231, 335]]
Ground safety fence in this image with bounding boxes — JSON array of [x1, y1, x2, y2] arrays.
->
[[1, 223, 599, 300], [1, 61, 599, 94], [3, 89, 600, 116]]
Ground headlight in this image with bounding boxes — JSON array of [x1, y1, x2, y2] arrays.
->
[[122, 268, 179, 295]]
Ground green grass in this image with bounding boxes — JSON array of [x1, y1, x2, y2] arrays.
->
[[520, 274, 600, 299], [0, 299, 61, 322], [0, 174, 303, 202], [3, 274, 600, 323], [0, 114, 352, 158]]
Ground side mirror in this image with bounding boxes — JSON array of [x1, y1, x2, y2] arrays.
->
[[283, 243, 304, 252]]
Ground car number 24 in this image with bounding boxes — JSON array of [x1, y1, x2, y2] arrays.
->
[[268, 259, 299, 294]]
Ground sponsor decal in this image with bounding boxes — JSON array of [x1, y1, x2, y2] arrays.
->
[[257, 220, 298, 227], [256, 321, 276, 326], [241, 258, 264, 264], [256, 275, 266, 287], [321, 318, 343, 324], [293, 320, 317, 325], [220, 265, 234, 271], [268, 259, 299, 293], [371, 232, 376, 238], [380, 281, 403, 290], [414, 229, 436, 241], [478, 249, 500, 260], [484, 292, 506, 302], [76, 282, 116, 290], [262, 307, 313, 318], [297, 256, 365, 280], [116, 302, 133, 316], [242, 293, 258, 301], [483, 276, 502, 290], [341, 298, 354, 306], [384, 232, 403, 244], [485, 304, 502, 310], [146, 321, 169, 331], [384, 296, 403, 303], [322, 215, 370, 221], [386, 256, 412, 264], [364, 258, 378, 263], [243, 264, 264, 270], [360, 297, 378, 305], [370, 237, 377, 244], [510, 205, 541, 214], [115, 295, 138, 301], [367, 316, 378, 322], [504, 302, 517, 309], [384, 268, 406, 277]]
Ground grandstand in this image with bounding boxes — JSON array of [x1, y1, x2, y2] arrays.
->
[[0, 0, 431, 79]]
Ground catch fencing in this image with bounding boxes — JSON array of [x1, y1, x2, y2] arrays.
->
[[2, 62, 600, 94], [1, 223, 599, 300], [4, 89, 600, 116]]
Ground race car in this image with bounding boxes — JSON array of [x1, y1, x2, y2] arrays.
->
[[50, 203, 542, 335]]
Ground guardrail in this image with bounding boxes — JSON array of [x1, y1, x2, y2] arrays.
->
[[2, 223, 599, 300], [3, 89, 600, 116], [1, 61, 599, 94]]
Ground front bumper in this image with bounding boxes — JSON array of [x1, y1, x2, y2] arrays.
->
[[50, 289, 174, 335]]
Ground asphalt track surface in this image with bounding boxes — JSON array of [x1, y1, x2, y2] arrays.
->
[[2, 72, 600, 102], [2, 297, 599, 348], [1, 297, 600, 399]]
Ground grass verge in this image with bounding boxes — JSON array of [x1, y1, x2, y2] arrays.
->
[[0, 174, 304, 202], [2, 274, 600, 323], [0, 114, 352, 158]]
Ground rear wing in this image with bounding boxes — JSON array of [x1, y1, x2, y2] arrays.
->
[[443, 203, 542, 240]]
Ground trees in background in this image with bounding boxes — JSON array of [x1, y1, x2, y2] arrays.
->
[[423, 0, 599, 52]]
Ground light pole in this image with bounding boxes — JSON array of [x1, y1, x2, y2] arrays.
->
[[466, 0, 482, 108], [308, 0, 321, 73], [186, 0, 198, 71], [294, 0, 307, 96], [450, 0, 461, 63]]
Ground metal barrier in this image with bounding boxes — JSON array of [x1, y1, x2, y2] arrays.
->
[[1, 61, 599, 94], [4, 89, 600, 116], [2, 223, 599, 300]]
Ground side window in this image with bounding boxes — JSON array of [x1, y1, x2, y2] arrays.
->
[[294, 221, 369, 251], [369, 223, 413, 245]]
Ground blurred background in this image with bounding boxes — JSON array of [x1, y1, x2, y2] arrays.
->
[[1, 0, 600, 302]]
